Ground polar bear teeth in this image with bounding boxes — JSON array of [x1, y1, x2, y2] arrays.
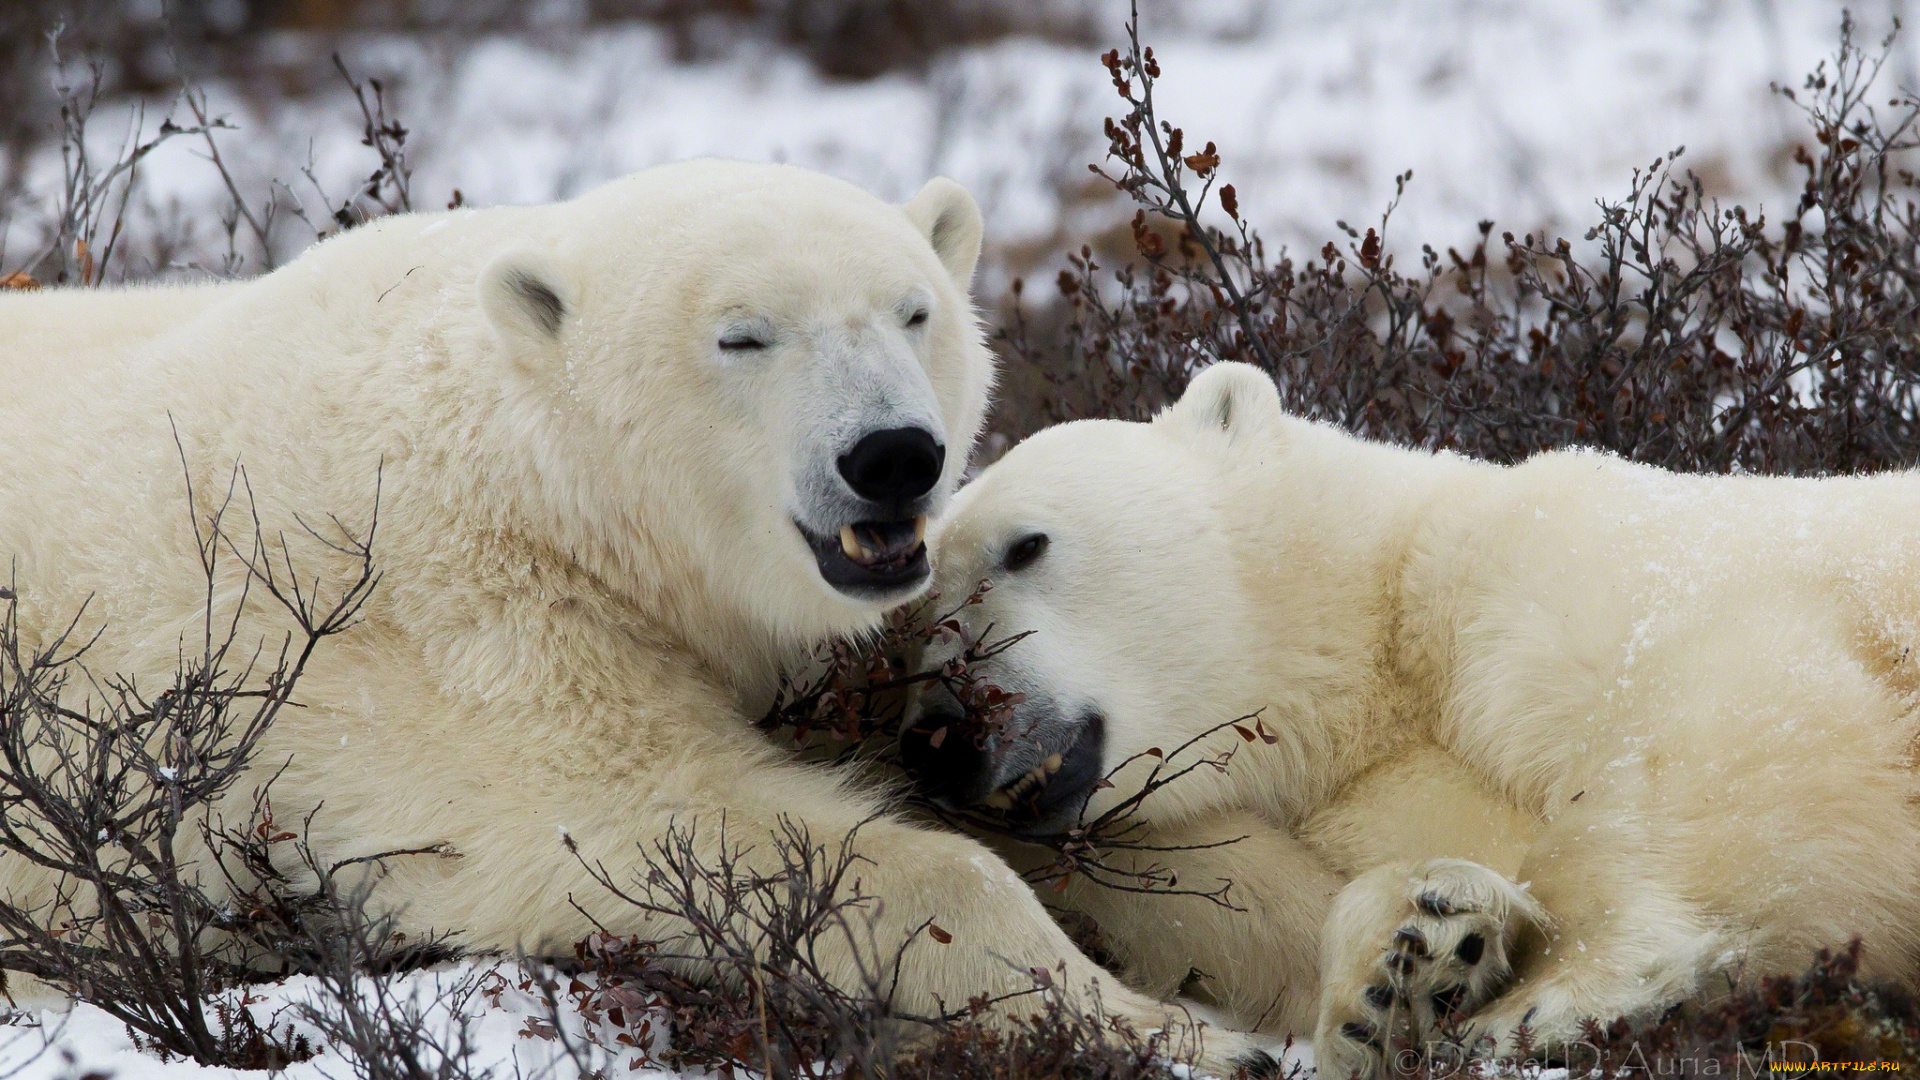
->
[[981, 753, 1065, 812], [838, 516, 930, 566]]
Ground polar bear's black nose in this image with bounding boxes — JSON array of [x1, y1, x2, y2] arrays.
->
[[839, 427, 945, 505]]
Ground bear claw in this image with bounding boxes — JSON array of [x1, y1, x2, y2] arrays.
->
[[1316, 858, 1549, 1079]]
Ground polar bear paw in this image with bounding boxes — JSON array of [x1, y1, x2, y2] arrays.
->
[[1313, 859, 1548, 1080]]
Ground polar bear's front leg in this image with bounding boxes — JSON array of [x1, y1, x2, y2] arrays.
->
[[1313, 859, 1546, 1080], [526, 746, 1282, 1079], [812, 813, 1281, 1075], [1452, 819, 1725, 1063], [1049, 810, 1342, 1039]]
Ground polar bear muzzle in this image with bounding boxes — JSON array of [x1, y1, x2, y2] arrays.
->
[[794, 425, 944, 597], [899, 696, 1106, 836], [797, 513, 930, 596]]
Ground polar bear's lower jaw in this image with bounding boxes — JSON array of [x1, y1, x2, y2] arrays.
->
[[978, 713, 1106, 836], [795, 517, 930, 599]]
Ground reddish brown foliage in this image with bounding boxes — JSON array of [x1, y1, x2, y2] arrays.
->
[[1003, 11, 1920, 479]]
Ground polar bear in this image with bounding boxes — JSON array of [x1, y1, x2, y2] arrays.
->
[[0, 162, 1266, 1069], [905, 362, 1920, 1077]]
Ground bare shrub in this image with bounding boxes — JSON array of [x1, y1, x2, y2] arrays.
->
[[0, 461, 377, 1065], [329, 53, 415, 222], [1566, 941, 1919, 1075], [1002, 7, 1920, 479], [758, 584, 1025, 755], [542, 817, 1230, 1080], [291, 895, 487, 1080], [205, 785, 480, 1077], [179, 51, 417, 276], [554, 817, 975, 1077], [0, 29, 222, 287], [1376, 941, 1920, 1079], [894, 997, 1261, 1080]]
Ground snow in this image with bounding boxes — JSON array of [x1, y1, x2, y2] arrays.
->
[[4, 0, 1901, 288], [0, 963, 1307, 1080], [0, 961, 674, 1080]]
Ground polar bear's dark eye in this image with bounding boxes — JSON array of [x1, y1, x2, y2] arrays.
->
[[906, 308, 930, 329], [1004, 533, 1048, 573], [718, 333, 769, 352]]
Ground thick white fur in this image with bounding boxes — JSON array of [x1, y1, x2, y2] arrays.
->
[[0, 162, 1261, 1066], [924, 362, 1920, 1071]]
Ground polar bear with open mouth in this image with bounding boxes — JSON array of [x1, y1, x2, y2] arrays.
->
[[905, 361, 1920, 1077], [0, 162, 1275, 1073]]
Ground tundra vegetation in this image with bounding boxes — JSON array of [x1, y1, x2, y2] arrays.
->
[[0, 1, 1917, 1075]]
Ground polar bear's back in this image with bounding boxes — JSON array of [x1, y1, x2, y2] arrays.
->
[[1422, 447, 1920, 815], [0, 212, 481, 673], [0, 279, 232, 402], [1465, 447, 1920, 677], [1493, 447, 1920, 605]]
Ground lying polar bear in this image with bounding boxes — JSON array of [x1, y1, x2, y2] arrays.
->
[[904, 362, 1920, 1077], [0, 163, 1267, 1070]]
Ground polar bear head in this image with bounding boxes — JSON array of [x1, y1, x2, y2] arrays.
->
[[477, 161, 992, 658], [902, 364, 1316, 833]]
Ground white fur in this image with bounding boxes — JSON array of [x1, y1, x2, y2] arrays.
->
[[0, 163, 1262, 1068], [921, 362, 1920, 1068]]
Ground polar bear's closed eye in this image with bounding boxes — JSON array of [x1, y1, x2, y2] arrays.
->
[[716, 318, 773, 352], [474, 168, 994, 650]]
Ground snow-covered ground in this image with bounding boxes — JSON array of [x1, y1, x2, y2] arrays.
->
[[0, 961, 665, 1080], [3, 0, 1907, 292], [0, 961, 1313, 1080]]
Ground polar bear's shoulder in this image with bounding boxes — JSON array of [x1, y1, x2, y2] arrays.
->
[[0, 278, 232, 346]]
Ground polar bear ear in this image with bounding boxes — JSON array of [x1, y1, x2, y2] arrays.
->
[[903, 177, 984, 289], [1159, 362, 1285, 445], [479, 251, 573, 347]]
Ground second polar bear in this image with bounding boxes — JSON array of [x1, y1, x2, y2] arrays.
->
[[905, 362, 1920, 1075]]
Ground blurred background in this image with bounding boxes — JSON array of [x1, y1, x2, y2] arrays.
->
[[0, 0, 1899, 298]]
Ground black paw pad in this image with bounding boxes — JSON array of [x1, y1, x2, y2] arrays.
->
[[1233, 1050, 1283, 1080], [1341, 1021, 1380, 1048], [1364, 984, 1395, 1009], [1455, 932, 1486, 965], [1392, 926, 1429, 956], [1388, 951, 1418, 974], [1431, 984, 1467, 1016], [1415, 891, 1457, 916]]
